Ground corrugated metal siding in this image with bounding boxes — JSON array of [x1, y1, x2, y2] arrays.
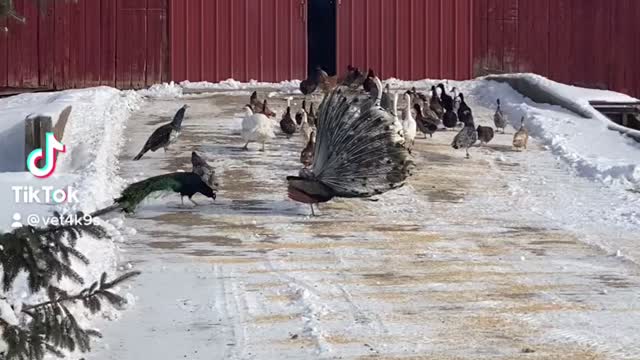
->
[[169, 0, 307, 83], [337, 0, 474, 81], [0, 0, 168, 90], [474, 0, 640, 97]]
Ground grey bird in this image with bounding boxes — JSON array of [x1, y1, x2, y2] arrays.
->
[[134, 105, 188, 160], [476, 125, 495, 145], [494, 99, 507, 133], [286, 77, 414, 216], [380, 83, 393, 114], [451, 111, 478, 158], [191, 151, 220, 190]]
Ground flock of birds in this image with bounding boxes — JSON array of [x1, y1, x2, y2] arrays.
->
[[92, 66, 530, 217]]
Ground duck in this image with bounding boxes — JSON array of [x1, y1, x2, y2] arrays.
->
[[300, 110, 314, 145], [295, 99, 307, 126], [402, 93, 417, 150], [241, 104, 275, 151], [437, 83, 454, 112], [134, 105, 188, 160], [362, 69, 377, 94], [451, 113, 478, 158], [413, 103, 438, 138], [408, 87, 428, 108], [249, 92, 276, 117], [512, 117, 529, 150], [476, 125, 495, 145], [442, 109, 458, 130], [429, 86, 445, 119], [457, 93, 472, 121], [307, 103, 317, 127], [494, 99, 507, 133], [280, 98, 296, 137], [452, 87, 462, 114], [300, 130, 316, 168], [380, 83, 393, 114]]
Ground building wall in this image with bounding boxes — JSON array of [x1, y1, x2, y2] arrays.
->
[[337, 0, 474, 81], [474, 0, 640, 97], [0, 0, 168, 90], [2, 0, 640, 99], [168, 0, 308, 83]]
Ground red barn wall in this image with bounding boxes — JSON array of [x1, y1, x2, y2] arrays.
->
[[337, 0, 474, 81], [0, 0, 168, 90], [168, 0, 308, 83], [474, 0, 640, 97]]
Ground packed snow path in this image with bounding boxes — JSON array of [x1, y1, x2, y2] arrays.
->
[[95, 92, 640, 360]]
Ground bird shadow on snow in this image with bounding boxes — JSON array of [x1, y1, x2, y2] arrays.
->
[[130, 198, 308, 218]]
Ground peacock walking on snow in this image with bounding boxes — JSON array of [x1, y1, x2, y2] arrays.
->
[[91, 172, 217, 217], [134, 105, 188, 160], [286, 77, 414, 215]]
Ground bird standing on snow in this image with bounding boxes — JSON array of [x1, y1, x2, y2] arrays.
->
[[300, 110, 314, 145], [381, 83, 393, 114], [457, 93, 473, 121], [494, 99, 507, 133], [402, 92, 417, 150], [300, 130, 315, 168], [476, 126, 495, 145], [91, 172, 216, 216], [134, 105, 188, 161], [512, 117, 529, 150], [286, 77, 414, 216], [414, 103, 438, 138], [295, 99, 307, 126], [241, 104, 275, 151], [451, 113, 478, 158], [191, 151, 220, 189], [429, 86, 445, 120], [280, 98, 297, 137]]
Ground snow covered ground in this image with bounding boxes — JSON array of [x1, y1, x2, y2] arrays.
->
[[0, 87, 141, 357], [90, 76, 640, 359]]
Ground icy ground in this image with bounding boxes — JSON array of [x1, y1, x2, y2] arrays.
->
[[91, 79, 640, 359]]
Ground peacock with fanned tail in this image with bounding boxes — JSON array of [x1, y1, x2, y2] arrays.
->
[[286, 76, 414, 215]]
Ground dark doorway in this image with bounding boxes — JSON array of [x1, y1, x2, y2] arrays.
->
[[307, 0, 337, 76]]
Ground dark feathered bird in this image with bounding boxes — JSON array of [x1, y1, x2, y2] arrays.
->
[[300, 130, 315, 168], [429, 86, 445, 120], [91, 172, 216, 216], [280, 101, 297, 137], [362, 69, 376, 93], [307, 103, 317, 127], [442, 111, 458, 130], [408, 87, 428, 108], [381, 83, 393, 114], [413, 103, 438, 138], [286, 78, 414, 215], [300, 68, 323, 96], [191, 151, 220, 189], [134, 105, 188, 160], [342, 65, 366, 88], [494, 99, 507, 133], [438, 83, 454, 112], [457, 93, 472, 121], [476, 126, 495, 145], [452, 114, 478, 158], [295, 99, 307, 126]]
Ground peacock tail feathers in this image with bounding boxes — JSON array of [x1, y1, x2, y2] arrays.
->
[[307, 85, 413, 198], [116, 174, 184, 213]]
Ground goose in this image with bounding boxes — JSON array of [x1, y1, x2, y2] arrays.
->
[[402, 93, 417, 150], [513, 117, 529, 150], [494, 99, 507, 133], [241, 104, 275, 151]]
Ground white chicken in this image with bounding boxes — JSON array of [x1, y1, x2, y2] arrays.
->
[[241, 105, 275, 151]]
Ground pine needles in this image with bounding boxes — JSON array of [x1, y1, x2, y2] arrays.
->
[[0, 212, 140, 360]]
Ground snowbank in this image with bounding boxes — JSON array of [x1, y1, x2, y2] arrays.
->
[[0, 86, 142, 355]]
